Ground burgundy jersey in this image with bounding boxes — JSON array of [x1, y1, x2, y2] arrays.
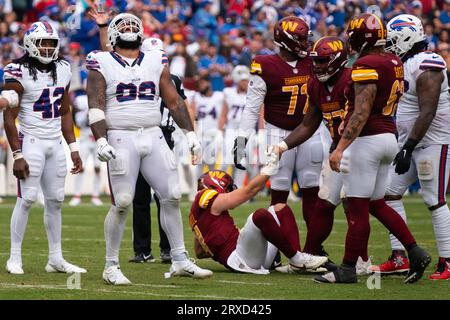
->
[[307, 68, 352, 144], [250, 54, 312, 130], [344, 52, 404, 136], [189, 189, 239, 266]]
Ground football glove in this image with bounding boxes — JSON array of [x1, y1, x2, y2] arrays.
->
[[96, 137, 116, 162], [1, 90, 19, 108], [232, 136, 248, 170], [261, 146, 279, 176], [393, 139, 417, 175], [186, 131, 202, 165]]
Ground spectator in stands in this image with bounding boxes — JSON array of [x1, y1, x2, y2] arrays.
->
[[198, 42, 230, 91]]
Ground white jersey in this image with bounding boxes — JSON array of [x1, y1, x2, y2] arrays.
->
[[396, 52, 450, 147], [193, 91, 224, 133], [223, 87, 246, 130], [3, 60, 72, 139], [86, 50, 167, 130]]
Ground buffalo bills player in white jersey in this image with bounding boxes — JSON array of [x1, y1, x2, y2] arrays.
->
[[371, 15, 450, 280], [3, 21, 85, 274], [86, 13, 211, 285]]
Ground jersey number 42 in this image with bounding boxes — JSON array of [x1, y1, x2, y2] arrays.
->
[[33, 87, 65, 119]]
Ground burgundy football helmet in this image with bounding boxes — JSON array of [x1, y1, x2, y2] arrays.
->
[[197, 170, 237, 193], [346, 13, 387, 54], [310, 36, 348, 82], [273, 16, 311, 58]]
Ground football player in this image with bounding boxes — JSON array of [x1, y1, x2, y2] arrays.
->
[[235, 16, 328, 230], [86, 13, 211, 284], [3, 22, 86, 274], [191, 77, 224, 178], [369, 15, 450, 280], [315, 14, 431, 284], [190, 161, 328, 274]]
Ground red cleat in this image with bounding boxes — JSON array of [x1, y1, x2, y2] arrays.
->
[[429, 258, 450, 280], [368, 251, 410, 275]]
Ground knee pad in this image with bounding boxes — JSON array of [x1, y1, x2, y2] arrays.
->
[[156, 184, 182, 202], [251, 209, 272, 228], [309, 141, 324, 164], [115, 192, 133, 209], [20, 186, 38, 203], [45, 188, 65, 202]]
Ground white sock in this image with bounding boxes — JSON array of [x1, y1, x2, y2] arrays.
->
[[159, 199, 186, 261], [93, 172, 101, 197], [431, 205, 450, 258], [104, 205, 128, 265], [10, 198, 33, 263], [44, 199, 64, 264], [386, 199, 407, 251]]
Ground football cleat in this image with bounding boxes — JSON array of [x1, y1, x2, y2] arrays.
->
[[165, 259, 213, 279], [429, 258, 450, 281], [6, 260, 24, 275], [290, 253, 328, 270], [69, 196, 81, 206], [45, 260, 87, 273], [313, 264, 357, 284], [269, 251, 282, 270], [275, 264, 327, 274], [103, 265, 132, 285], [160, 249, 172, 264], [405, 246, 431, 284], [129, 252, 155, 263], [91, 196, 103, 206], [368, 250, 410, 275], [356, 256, 373, 276]]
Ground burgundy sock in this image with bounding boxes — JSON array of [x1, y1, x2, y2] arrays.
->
[[303, 199, 335, 255], [343, 198, 368, 261], [275, 205, 301, 252], [369, 199, 417, 250], [300, 187, 319, 227], [252, 208, 298, 258], [270, 189, 289, 205], [343, 197, 371, 266]]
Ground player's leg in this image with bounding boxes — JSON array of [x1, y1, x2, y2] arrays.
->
[[7, 135, 44, 274], [40, 139, 86, 273], [154, 193, 171, 263], [130, 172, 154, 263], [416, 144, 450, 279], [140, 128, 212, 278]]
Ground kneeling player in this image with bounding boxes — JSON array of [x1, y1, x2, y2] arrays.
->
[[189, 164, 328, 274]]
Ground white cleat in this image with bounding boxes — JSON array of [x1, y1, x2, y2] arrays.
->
[[290, 253, 328, 271], [6, 260, 24, 275], [45, 260, 87, 273], [356, 256, 373, 276], [69, 196, 81, 206], [103, 265, 132, 285], [165, 259, 213, 279], [275, 264, 327, 274], [91, 196, 103, 206]]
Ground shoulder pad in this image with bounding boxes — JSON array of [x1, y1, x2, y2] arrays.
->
[[198, 189, 219, 209], [3, 63, 23, 82]]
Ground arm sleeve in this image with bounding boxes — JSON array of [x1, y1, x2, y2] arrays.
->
[[238, 74, 266, 138]]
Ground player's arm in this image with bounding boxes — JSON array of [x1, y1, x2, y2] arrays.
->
[[238, 74, 266, 139], [60, 84, 82, 174], [88, 4, 111, 52], [193, 236, 212, 259]]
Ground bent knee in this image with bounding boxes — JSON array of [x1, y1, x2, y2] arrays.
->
[[115, 192, 133, 209]]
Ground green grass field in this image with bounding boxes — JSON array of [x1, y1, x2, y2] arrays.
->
[[0, 195, 448, 300]]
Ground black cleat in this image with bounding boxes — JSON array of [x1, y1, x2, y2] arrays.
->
[[405, 246, 431, 284], [318, 247, 338, 271], [313, 264, 357, 284], [129, 252, 156, 263], [160, 249, 172, 263], [269, 251, 282, 270]]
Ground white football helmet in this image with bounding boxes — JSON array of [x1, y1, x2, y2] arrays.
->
[[141, 37, 164, 52], [386, 14, 426, 58], [23, 21, 60, 64], [232, 65, 250, 83], [107, 13, 144, 48]]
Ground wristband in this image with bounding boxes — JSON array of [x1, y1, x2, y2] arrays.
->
[[69, 141, 80, 153], [403, 139, 419, 153], [97, 23, 108, 28], [12, 149, 24, 161], [278, 140, 289, 152]]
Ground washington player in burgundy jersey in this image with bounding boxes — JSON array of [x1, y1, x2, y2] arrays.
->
[[235, 16, 329, 233], [314, 14, 431, 284], [189, 166, 328, 274]]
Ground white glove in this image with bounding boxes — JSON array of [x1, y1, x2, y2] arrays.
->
[[186, 131, 202, 165], [1, 90, 19, 108], [96, 137, 116, 162], [260, 146, 279, 176]]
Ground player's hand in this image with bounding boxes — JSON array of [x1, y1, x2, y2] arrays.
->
[[233, 136, 247, 170], [329, 149, 343, 172], [186, 131, 202, 165], [88, 3, 110, 25], [70, 151, 83, 174], [260, 146, 279, 176], [393, 140, 416, 174], [13, 158, 30, 179], [338, 121, 345, 136], [1, 90, 19, 108], [96, 137, 116, 162]]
